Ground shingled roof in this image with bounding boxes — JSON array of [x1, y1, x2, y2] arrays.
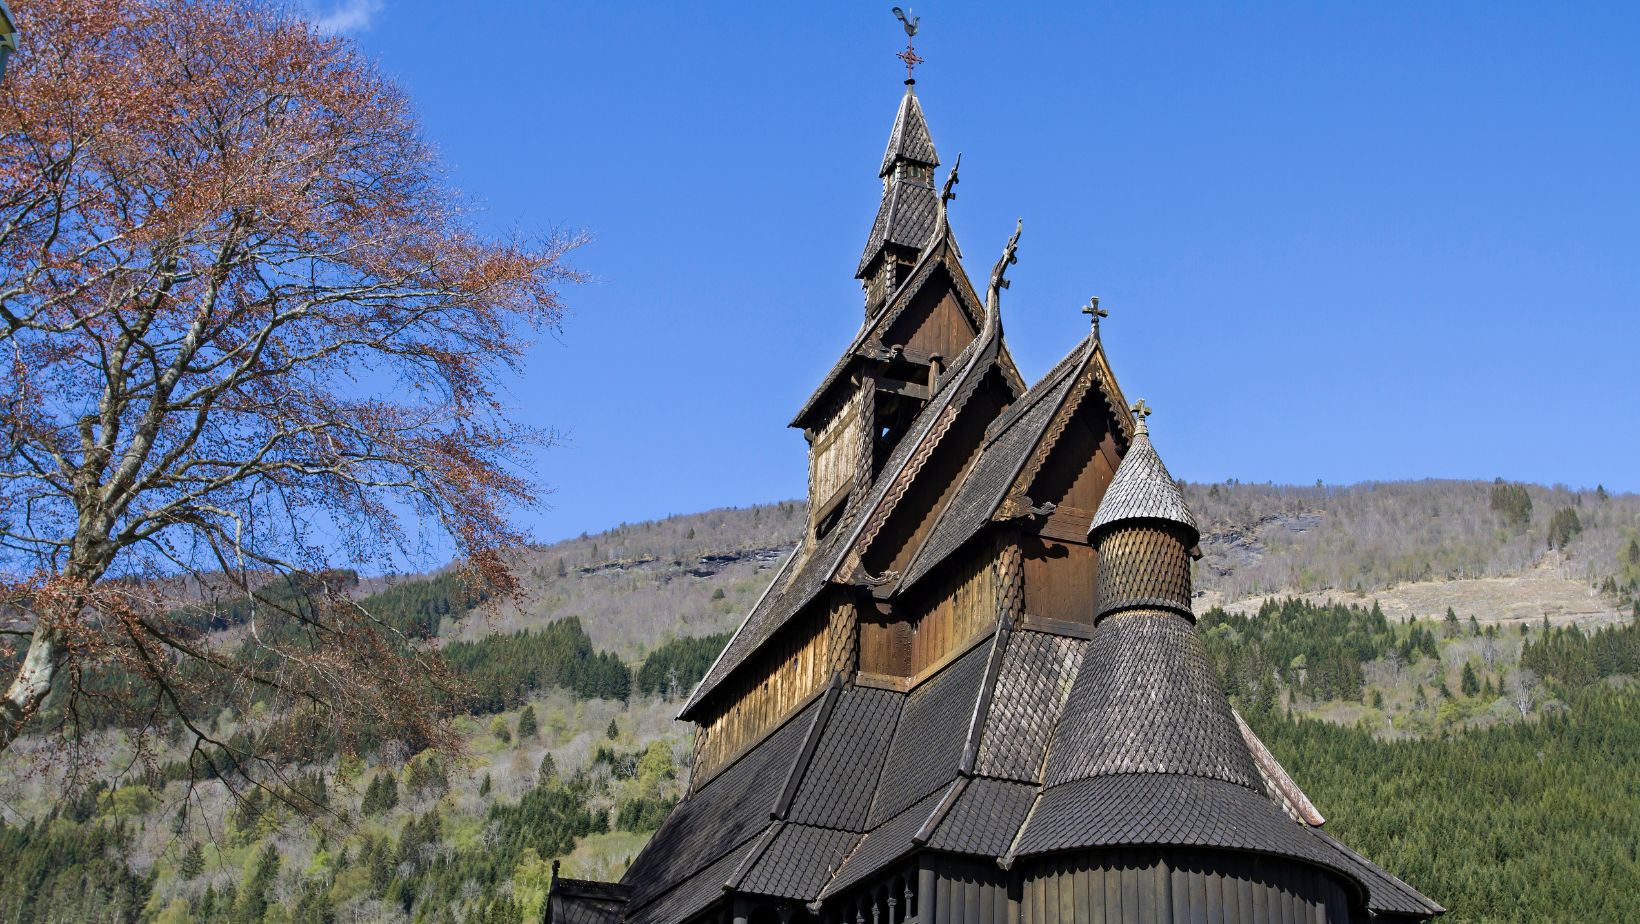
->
[[681, 240, 1012, 721], [878, 82, 938, 175], [895, 336, 1098, 592], [1087, 412, 1198, 539]]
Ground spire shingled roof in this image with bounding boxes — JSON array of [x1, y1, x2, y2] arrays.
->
[[879, 81, 938, 175], [1087, 404, 1199, 538]]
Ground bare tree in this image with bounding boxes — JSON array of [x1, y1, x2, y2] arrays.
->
[[1508, 668, 1540, 719], [0, 0, 580, 779]]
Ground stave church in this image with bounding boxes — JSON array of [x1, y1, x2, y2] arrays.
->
[[549, 38, 1442, 924]]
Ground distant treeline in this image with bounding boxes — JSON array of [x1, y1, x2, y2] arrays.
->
[[1199, 598, 1400, 705], [444, 617, 631, 711], [443, 621, 729, 714], [1520, 618, 1640, 687]]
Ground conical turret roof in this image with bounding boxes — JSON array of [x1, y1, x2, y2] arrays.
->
[[1088, 407, 1198, 538]]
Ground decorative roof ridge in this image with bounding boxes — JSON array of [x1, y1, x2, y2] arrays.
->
[[834, 222, 1017, 579], [893, 337, 1094, 594], [1232, 708, 1326, 827], [794, 227, 967, 429], [686, 318, 994, 716], [984, 334, 1095, 444]]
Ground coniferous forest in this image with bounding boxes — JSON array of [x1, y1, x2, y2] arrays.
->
[[2, 486, 1638, 924]]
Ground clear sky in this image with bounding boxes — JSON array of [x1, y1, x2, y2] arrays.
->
[[322, 1, 1640, 544]]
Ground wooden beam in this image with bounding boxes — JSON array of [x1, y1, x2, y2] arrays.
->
[[876, 375, 930, 401]]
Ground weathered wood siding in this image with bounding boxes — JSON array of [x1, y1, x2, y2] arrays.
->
[[693, 601, 852, 782], [810, 390, 865, 531], [1021, 848, 1357, 924], [932, 857, 1012, 924], [1022, 538, 1098, 625], [883, 274, 977, 364], [1019, 403, 1119, 625], [911, 538, 1000, 675]]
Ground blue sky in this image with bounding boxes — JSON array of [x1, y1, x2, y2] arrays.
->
[[324, 2, 1640, 544]]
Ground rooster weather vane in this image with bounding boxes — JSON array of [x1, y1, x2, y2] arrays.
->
[[891, 7, 924, 79]]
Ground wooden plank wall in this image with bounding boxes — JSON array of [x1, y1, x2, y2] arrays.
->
[[1022, 539, 1097, 625], [911, 539, 999, 674], [809, 390, 864, 532], [693, 607, 838, 781], [1020, 848, 1356, 924], [884, 278, 976, 364], [933, 857, 1013, 924]]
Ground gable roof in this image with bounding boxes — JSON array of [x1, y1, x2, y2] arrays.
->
[[894, 336, 1097, 592], [681, 239, 1014, 720]]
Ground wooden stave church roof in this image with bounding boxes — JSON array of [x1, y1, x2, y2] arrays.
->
[[622, 616, 1442, 923]]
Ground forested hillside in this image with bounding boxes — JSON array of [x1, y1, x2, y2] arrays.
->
[[2, 482, 1637, 924]]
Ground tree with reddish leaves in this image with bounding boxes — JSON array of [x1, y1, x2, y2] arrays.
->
[[0, 0, 580, 791]]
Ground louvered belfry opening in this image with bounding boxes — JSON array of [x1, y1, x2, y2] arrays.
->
[[577, 53, 1444, 924]]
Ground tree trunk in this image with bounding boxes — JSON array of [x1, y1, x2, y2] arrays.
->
[[0, 622, 64, 750]]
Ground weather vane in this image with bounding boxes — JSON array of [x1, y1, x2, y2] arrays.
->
[[892, 7, 923, 80]]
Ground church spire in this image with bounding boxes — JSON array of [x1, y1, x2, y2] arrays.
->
[[856, 74, 941, 309]]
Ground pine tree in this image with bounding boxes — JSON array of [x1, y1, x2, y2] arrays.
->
[[1461, 662, 1481, 697], [362, 772, 399, 816], [539, 752, 557, 784], [479, 773, 492, 797], [517, 705, 539, 739], [606, 718, 619, 740], [179, 841, 205, 879], [1371, 689, 1384, 710]]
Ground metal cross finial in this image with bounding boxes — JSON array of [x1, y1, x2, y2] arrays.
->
[[1131, 399, 1152, 433], [892, 7, 923, 79], [1082, 296, 1108, 337]]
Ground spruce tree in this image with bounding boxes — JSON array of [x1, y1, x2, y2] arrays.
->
[[1461, 662, 1481, 697], [179, 841, 205, 879], [517, 705, 539, 740], [606, 718, 619, 740]]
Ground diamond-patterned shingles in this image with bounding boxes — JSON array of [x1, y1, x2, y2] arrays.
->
[[924, 778, 1037, 856], [975, 630, 1087, 782], [822, 786, 947, 899], [1043, 612, 1261, 791], [739, 825, 861, 900], [1088, 429, 1198, 537], [1015, 774, 1358, 883], [788, 687, 903, 831], [624, 696, 820, 908], [867, 642, 989, 826]]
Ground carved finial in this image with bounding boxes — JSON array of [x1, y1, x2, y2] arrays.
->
[[941, 153, 961, 205], [1082, 296, 1108, 338], [892, 7, 923, 80], [988, 218, 1022, 291], [1130, 399, 1152, 435]]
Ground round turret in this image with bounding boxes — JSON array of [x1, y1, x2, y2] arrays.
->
[[1089, 402, 1199, 622]]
